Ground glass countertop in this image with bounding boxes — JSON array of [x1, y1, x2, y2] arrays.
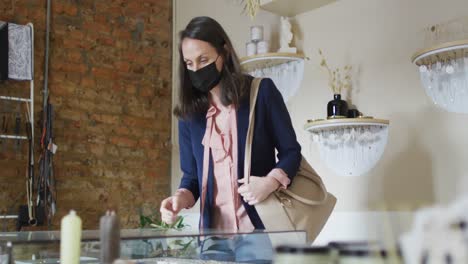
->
[[0, 228, 306, 244]]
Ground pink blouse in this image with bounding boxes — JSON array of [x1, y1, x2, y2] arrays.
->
[[180, 101, 291, 231], [202, 103, 253, 231]]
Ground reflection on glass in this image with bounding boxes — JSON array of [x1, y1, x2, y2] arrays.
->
[[0, 229, 306, 263]]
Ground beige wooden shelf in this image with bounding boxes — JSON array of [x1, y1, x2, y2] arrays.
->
[[260, 0, 337, 17], [240, 52, 307, 72], [411, 39, 468, 66], [304, 117, 390, 131]]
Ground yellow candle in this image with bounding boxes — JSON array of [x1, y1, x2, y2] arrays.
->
[[60, 210, 82, 264]]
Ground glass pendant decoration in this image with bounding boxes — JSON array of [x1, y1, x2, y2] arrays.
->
[[305, 118, 390, 177], [412, 17, 468, 114], [241, 54, 307, 102]]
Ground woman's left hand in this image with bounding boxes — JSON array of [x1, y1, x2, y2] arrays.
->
[[238, 176, 280, 205]]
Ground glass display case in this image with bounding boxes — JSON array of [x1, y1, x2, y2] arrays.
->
[[0, 229, 307, 263]]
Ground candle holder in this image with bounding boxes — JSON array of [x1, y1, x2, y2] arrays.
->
[[250, 25, 264, 42]]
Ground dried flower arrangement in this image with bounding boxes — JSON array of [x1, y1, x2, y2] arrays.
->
[[319, 49, 352, 94], [242, 0, 260, 19]]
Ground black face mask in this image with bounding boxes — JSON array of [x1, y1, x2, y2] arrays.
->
[[188, 56, 222, 93]]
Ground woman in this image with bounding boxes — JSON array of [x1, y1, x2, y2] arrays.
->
[[160, 16, 302, 233]]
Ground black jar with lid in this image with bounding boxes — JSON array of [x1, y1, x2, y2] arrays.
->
[[327, 94, 348, 118]]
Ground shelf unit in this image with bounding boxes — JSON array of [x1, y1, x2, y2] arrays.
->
[[240, 52, 308, 72], [0, 22, 35, 222], [411, 39, 468, 66], [304, 117, 390, 131], [259, 0, 337, 17], [0, 23, 34, 142]]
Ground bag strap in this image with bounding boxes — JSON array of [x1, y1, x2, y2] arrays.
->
[[243, 78, 329, 205], [243, 78, 262, 184]]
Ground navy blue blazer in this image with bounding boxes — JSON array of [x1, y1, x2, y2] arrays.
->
[[178, 77, 302, 229]]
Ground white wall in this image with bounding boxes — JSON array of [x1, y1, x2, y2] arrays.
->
[[171, 0, 468, 243], [289, 0, 468, 211]]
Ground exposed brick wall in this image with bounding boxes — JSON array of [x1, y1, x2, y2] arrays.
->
[[0, 0, 172, 230]]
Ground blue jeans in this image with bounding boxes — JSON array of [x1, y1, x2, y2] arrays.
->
[[199, 233, 273, 263]]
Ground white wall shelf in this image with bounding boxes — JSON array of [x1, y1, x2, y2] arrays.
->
[[260, 0, 337, 17], [411, 39, 468, 66], [304, 118, 390, 130], [240, 52, 307, 72]]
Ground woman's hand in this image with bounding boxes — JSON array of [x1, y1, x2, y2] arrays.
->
[[160, 189, 194, 224], [160, 196, 183, 224], [238, 176, 280, 205]]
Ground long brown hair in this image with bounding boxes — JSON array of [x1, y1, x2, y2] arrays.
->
[[173, 16, 250, 119]]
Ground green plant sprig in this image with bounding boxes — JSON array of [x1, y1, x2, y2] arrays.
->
[[140, 214, 189, 231]]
